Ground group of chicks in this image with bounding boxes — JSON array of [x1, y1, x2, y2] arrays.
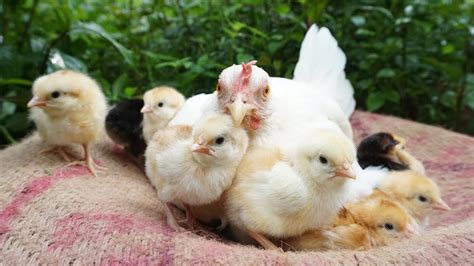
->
[[27, 66, 449, 253]]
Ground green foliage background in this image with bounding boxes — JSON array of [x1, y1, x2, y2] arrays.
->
[[0, 0, 473, 147]]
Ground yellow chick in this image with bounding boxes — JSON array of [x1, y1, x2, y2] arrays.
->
[[28, 70, 107, 176], [145, 113, 248, 231], [393, 143, 427, 175], [378, 170, 450, 227], [225, 127, 357, 250], [140, 86, 185, 143], [288, 190, 417, 251]]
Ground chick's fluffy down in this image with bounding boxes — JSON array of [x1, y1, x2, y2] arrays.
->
[[30, 70, 107, 145]]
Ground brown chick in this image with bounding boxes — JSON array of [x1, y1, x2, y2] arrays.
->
[[28, 70, 107, 176], [357, 132, 426, 175], [287, 190, 418, 251], [378, 170, 451, 227]]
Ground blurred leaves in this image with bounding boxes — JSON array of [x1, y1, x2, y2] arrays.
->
[[71, 22, 134, 65], [0, 0, 473, 147]]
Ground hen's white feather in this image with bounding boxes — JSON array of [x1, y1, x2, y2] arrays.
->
[[168, 93, 218, 126], [344, 166, 389, 203], [293, 25, 355, 117]]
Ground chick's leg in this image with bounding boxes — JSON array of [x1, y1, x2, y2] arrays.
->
[[216, 217, 228, 231], [80, 143, 108, 177], [40, 145, 72, 162], [63, 144, 105, 177], [248, 230, 282, 252], [182, 204, 198, 228], [163, 202, 184, 232]]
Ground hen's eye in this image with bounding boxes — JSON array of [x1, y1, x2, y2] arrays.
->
[[51, 91, 60, 99], [214, 136, 225, 145], [158, 102, 164, 107], [418, 195, 427, 202], [384, 223, 394, 230], [216, 84, 222, 95], [263, 85, 270, 97], [319, 156, 328, 164]]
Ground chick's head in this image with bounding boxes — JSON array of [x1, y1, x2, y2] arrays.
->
[[357, 132, 400, 156], [28, 70, 105, 116], [290, 128, 357, 185], [344, 190, 417, 244], [217, 61, 270, 131], [381, 171, 450, 219], [191, 113, 248, 167], [141, 86, 185, 121]]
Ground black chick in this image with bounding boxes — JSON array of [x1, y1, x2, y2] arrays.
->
[[357, 132, 408, 171], [105, 99, 147, 162]]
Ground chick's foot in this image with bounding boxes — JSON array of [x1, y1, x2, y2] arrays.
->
[[40, 145, 73, 162]]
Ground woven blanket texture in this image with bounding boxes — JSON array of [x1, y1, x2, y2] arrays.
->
[[0, 111, 473, 264]]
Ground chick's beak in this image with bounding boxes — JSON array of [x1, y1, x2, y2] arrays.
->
[[432, 199, 451, 211], [140, 105, 153, 113], [226, 94, 252, 126], [27, 96, 46, 108], [403, 223, 420, 238], [191, 143, 212, 156], [335, 161, 356, 179]]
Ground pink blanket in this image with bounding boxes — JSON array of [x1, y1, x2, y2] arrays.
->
[[1, 111, 473, 264]]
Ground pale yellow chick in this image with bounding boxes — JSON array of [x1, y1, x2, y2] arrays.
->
[[378, 170, 450, 227], [140, 86, 185, 143], [225, 128, 357, 250], [28, 70, 107, 176], [288, 190, 417, 251], [145, 113, 248, 231]]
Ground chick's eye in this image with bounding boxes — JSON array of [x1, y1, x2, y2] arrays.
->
[[214, 136, 225, 145], [319, 156, 328, 164], [51, 91, 60, 98], [263, 85, 270, 97], [418, 195, 428, 202], [158, 102, 164, 107], [216, 84, 222, 95], [384, 223, 394, 230]]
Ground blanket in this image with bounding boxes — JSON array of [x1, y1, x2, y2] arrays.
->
[[0, 111, 473, 264]]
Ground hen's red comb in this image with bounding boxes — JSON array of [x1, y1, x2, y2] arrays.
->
[[232, 60, 257, 93], [242, 60, 257, 74]]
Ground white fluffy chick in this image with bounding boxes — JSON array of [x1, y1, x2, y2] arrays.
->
[[225, 127, 357, 250], [140, 86, 185, 143], [145, 113, 248, 231], [28, 70, 107, 176]]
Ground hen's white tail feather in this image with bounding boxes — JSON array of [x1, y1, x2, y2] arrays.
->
[[293, 25, 355, 117]]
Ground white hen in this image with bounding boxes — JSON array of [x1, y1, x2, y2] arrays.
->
[[169, 25, 355, 146]]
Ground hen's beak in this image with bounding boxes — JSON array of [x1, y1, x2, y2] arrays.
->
[[432, 199, 451, 211], [27, 96, 46, 108], [335, 161, 356, 179], [140, 105, 153, 113], [226, 94, 252, 126], [191, 143, 212, 156]]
